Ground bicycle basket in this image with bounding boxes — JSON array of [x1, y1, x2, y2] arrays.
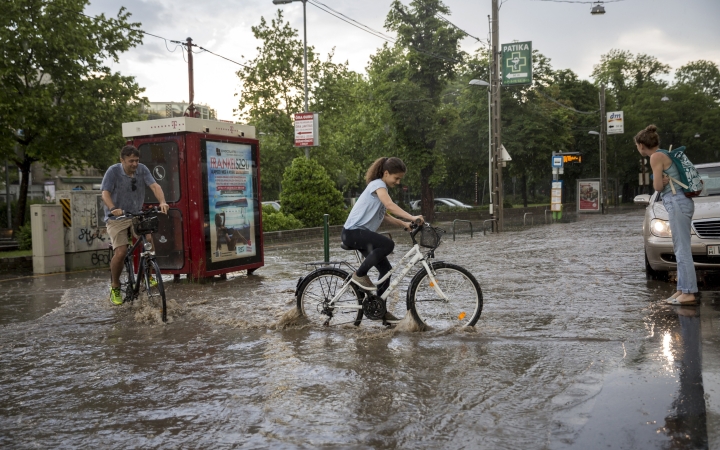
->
[[418, 225, 445, 248], [133, 215, 159, 234]]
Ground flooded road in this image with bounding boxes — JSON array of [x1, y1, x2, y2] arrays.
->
[[0, 211, 714, 449]]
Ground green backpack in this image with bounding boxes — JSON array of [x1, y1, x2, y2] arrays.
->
[[658, 146, 704, 197]]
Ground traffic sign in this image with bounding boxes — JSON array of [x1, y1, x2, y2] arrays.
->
[[294, 112, 320, 147], [502, 41, 532, 85], [551, 155, 563, 168]]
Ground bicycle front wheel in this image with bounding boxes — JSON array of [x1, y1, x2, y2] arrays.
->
[[297, 268, 363, 327], [142, 258, 167, 322], [119, 255, 135, 303], [407, 262, 482, 329]]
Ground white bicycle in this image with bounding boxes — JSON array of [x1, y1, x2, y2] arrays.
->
[[295, 223, 483, 330]]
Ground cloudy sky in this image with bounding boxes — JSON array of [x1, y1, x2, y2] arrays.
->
[[85, 0, 720, 121]]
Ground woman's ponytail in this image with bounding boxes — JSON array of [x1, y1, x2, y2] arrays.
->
[[365, 157, 407, 184]]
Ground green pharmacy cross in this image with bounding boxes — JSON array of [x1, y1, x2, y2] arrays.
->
[[506, 52, 527, 73], [502, 41, 533, 85]]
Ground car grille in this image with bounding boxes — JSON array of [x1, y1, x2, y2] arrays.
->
[[692, 219, 720, 239]]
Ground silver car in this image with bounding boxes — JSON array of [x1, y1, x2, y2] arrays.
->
[[635, 162, 720, 278]]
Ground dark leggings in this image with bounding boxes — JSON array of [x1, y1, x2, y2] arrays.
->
[[341, 228, 394, 296]]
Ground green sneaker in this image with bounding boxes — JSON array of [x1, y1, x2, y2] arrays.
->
[[149, 276, 158, 288], [110, 287, 123, 305]]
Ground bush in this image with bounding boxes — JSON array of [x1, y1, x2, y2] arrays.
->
[[261, 205, 304, 232], [17, 223, 32, 250], [503, 199, 514, 208], [280, 157, 347, 227]]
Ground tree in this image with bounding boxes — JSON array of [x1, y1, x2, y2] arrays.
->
[[279, 157, 346, 227], [379, 0, 465, 220], [0, 0, 146, 228], [675, 60, 720, 102], [236, 11, 364, 201]]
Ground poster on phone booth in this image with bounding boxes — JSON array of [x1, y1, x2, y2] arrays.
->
[[206, 141, 256, 263], [578, 181, 600, 211]]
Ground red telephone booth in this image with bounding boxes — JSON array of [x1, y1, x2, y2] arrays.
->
[[122, 117, 264, 278]]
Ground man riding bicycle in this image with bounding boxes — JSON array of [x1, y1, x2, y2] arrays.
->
[[101, 145, 169, 305]]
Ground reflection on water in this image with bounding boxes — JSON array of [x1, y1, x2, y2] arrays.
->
[[0, 212, 712, 448]]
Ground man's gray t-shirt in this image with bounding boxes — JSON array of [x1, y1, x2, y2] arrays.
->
[[101, 163, 156, 222], [344, 179, 387, 231]]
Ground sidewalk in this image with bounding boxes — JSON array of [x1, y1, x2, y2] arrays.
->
[[700, 290, 720, 449]]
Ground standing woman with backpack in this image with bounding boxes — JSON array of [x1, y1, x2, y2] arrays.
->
[[635, 125, 697, 304]]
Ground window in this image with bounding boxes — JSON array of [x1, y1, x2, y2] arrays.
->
[[138, 142, 181, 203]]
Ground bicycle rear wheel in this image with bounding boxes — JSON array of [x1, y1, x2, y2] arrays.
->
[[118, 255, 135, 303], [297, 267, 363, 327], [142, 258, 167, 322], [407, 262, 482, 329]]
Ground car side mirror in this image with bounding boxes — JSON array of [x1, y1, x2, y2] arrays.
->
[[633, 194, 651, 206]]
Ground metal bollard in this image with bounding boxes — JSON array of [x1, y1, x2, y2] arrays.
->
[[452, 219, 473, 241], [323, 214, 330, 263], [523, 212, 533, 226]]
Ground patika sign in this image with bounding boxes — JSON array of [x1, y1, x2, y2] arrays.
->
[[502, 41, 532, 85]]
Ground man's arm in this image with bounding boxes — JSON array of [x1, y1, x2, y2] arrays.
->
[[149, 183, 170, 214], [101, 190, 122, 217]]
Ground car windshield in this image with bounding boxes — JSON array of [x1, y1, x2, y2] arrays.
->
[[698, 165, 720, 196]]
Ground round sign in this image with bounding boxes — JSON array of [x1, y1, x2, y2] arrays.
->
[[153, 166, 166, 181]]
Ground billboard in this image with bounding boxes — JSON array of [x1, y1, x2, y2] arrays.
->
[[577, 180, 601, 213], [204, 141, 257, 264]]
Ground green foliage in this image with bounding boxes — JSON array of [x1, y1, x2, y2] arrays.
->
[[280, 157, 347, 227], [0, 0, 146, 228], [17, 223, 32, 250], [236, 11, 363, 200], [261, 204, 303, 232]]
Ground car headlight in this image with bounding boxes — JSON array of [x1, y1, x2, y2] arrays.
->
[[650, 218, 672, 237]]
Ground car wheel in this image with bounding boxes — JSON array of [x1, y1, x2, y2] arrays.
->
[[645, 250, 668, 281]]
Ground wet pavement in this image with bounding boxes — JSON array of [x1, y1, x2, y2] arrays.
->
[[1, 210, 717, 449]]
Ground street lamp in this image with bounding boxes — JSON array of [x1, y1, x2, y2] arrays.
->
[[590, 2, 606, 15], [273, 0, 310, 158], [588, 130, 605, 206], [469, 79, 492, 213]]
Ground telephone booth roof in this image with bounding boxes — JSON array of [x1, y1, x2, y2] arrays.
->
[[122, 117, 255, 139]]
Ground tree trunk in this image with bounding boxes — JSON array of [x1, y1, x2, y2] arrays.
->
[[521, 174, 528, 208], [420, 166, 434, 222], [13, 155, 33, 230]]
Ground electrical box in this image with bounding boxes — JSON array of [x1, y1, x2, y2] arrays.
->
[[56, 190, 111, 270], [31, 204, 65, 274]]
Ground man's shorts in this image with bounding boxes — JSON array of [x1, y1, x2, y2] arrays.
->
[[106, 218, 138, 249]]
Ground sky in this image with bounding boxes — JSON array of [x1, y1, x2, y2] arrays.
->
[[85, 0, 720, 121]]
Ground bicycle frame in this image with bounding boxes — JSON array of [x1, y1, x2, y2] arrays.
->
[[326, 243, 448, 312], [125, 233, 157, 296]]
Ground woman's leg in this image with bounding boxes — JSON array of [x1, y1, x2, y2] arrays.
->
[[665, 194, 697, 300], [342, 228, 394, 292]]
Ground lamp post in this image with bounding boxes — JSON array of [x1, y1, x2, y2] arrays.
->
[[273, 0, 310, 158], [469, 79, 492, 215]]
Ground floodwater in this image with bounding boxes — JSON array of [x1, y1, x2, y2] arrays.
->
[[0, 211, 713, 449]]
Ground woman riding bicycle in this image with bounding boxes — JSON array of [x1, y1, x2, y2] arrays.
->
[[342, 157, 424, 316]]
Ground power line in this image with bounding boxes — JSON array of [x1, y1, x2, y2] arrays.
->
[[74, 10, 252, 70], [306, 1, 479, 70], [436, 14, 482, 42]]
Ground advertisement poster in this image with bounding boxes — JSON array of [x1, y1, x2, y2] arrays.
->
[[607, 111, 624, 135], [206, 141, 256, 263], [578, 180, 600, 212]]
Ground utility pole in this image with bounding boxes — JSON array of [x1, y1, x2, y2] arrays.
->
[[599, 84, 608, 214], [186, 37, 196, 118], [491, 0, 503, 231]]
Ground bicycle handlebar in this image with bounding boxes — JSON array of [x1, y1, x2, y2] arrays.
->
[[117, 206, 160, 220]]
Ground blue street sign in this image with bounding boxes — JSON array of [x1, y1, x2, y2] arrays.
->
[[551, 155, 564, 168]]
